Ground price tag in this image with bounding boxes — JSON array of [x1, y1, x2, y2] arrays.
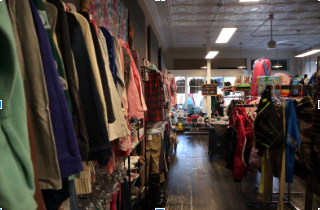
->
[[147, 135, 152, 141]]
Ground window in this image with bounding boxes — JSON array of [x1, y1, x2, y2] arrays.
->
[[211, 77, 223, 95], [187, 77, 204, 111], [175, 77, 185, 109], [250, 59, 289, 71]]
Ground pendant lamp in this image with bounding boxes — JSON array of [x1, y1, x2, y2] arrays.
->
[[237, 43, 246, 69], [272, 47, 282, 68]]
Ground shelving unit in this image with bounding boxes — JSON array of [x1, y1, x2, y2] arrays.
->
[[130, 162, 146, 191]]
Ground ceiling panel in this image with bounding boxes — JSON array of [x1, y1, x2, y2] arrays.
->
[[145, 0, 320, 50]]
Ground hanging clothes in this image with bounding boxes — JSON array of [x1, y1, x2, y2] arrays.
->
[[99, 27, 118, 87], [254, 88, 284, 157], [72, 12, 110, 128], [0, 2, 36, 209], [122, 42, 147, 112], [97, 32, 130, 142], [119, 39, 144, 119], [30, 0, 83, 179], [81, 13, 115, 124], [227, 107, 254, 181], [47, 0, 89, 161], [294, 97, 316, 172], [26, 104, 47, 210], [7, 0, 61, 189], [258, 104, 286, 210], [66, 12, 112, 160], [284, 99, 300, 183], [145, 71, 165, 122], [114, 36, 126, 100]]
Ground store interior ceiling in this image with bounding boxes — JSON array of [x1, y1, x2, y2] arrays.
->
[[143, 0, 320, 52]]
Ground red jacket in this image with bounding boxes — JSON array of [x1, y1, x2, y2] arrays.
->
[[229, 107, 254, 181]]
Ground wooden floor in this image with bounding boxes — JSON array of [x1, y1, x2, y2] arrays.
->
[[163, 134, 320, 210]]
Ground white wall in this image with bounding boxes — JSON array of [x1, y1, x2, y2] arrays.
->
[[295, 53, 319, 78], [167, 49, 297, 75]]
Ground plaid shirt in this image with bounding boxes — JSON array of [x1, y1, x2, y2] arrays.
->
[[145, 71, 164, 122]]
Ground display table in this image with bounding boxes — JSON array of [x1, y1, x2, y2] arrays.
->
[[184, 123, 210, 135], [208, 122, 228, 160]]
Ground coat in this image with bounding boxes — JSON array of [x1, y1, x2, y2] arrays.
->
[[66, 12, 112, 160], [46, 0, 89, 161], [7, 0, 61, 189], [30, 0, 83, 179], [228, 107, 254, 181], [0, 2, 36, 209], [254, 88, 284, 157]]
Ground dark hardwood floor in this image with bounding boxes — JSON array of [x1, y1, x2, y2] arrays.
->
[[163, 134, 320, 210]]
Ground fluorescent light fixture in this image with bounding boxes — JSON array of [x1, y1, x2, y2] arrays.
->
[[201, 66, 207, 69], [205, 51, 219, 59], [239, 0, 259, 2], [216, 28, 237, 43], [295, 49, 320, 57], [237, 65, 247, 69]]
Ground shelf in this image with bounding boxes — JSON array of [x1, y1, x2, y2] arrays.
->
[[130, 161, 146, 191], [130, 135, 146, 154]]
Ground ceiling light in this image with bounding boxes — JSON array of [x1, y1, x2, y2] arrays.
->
[[237, 66, 247, 69], [239, 0, 259, 2], [272, 62, 282, 68], [295, 49, 320, 57], [216, 28, 237, 43], [205, 51, 219, 59], [237, 42, 247, 69], [201, 66, 207, 69]]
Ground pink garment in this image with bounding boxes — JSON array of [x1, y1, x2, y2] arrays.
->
[[122, 42, 147, 111], [245, 98, 260, 113], [118, 39, 144, 119]]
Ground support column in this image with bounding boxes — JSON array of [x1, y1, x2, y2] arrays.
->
[[206, 37, 212, 117]]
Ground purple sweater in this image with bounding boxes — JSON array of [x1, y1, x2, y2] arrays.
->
[[29, 0, 83, 179]]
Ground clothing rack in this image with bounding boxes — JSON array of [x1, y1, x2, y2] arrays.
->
[[235, 104, 258, 107], [246, 182, 302, 210]]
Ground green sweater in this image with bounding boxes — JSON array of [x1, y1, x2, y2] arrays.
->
[[0, 1, 36, 209]]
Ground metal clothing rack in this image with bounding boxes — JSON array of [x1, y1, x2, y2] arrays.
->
[[246, 182, 302, 209], [235, 104, 258, 107], [245, 84, 305, 209], [117, 120, 147, 206]]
